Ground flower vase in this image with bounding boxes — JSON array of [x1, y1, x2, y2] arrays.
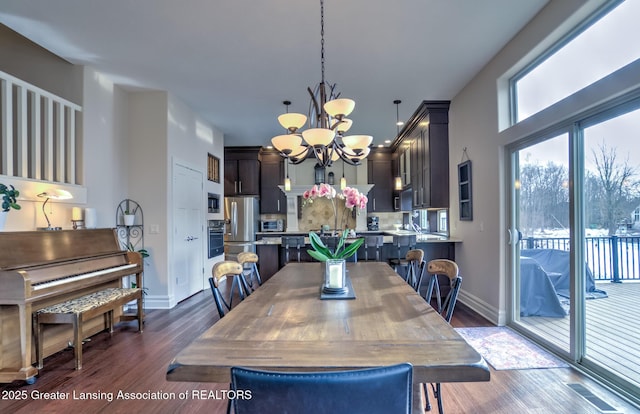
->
[[323, 259, 347, 295]]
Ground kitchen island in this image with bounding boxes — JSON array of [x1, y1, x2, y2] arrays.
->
[[254, 230, 461, 282]]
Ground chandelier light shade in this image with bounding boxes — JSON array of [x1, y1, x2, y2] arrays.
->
[[278, 113, 307, 132], [342, 135, 373, 153], [302, 128, 335, 147], [323, 98, 355, 118], [332, 118, 352, 134], [270, 0, 372, 168]]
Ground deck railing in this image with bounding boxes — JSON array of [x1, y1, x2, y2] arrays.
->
[[520, 236, 640, 282]]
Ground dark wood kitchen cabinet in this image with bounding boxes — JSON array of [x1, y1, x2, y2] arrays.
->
[[224, 147, 260, 196], [259, 149, 287, 213], [367, 148, 394, 212], [396, 101, 450, 209]]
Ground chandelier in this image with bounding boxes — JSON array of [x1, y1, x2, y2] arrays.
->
[[271, 0, 372, 168]]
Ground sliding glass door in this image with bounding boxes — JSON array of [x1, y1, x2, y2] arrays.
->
[[510, 132, 571, 354], [508, 102, 640, 399], [581, 107, 640, 388]]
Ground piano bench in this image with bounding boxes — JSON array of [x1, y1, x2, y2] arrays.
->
[[35, 287, 143, 370]]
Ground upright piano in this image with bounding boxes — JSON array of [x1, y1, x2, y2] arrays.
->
[[0, 229, 143, 384]]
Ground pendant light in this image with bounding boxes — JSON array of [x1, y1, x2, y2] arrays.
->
[[340, 161, 347, 190], [394, 100, 403, 191], [284, 159, 292, 191]]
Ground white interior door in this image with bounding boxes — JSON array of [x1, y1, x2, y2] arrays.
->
[[172, 163, 203, 303]]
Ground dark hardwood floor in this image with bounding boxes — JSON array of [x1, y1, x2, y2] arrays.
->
[[1, 289, 638, 414]]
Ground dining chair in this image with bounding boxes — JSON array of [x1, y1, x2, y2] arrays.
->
[[422, 258, 463, 414], [236, 251, 262, 293], [404, 249, 426, 292], [281, 236, 305, 263], [363, 235, 384, 261], [208, 261, 247, 319], [230, 363, 413, 414], [387, 235, 417, 277]]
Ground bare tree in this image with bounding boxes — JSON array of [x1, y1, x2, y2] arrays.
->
[[519, 162, 569, 235], [591, 142, 638, 235]]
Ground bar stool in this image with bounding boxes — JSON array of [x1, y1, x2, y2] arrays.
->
[[237, 251, 262, 293], [363, 235, 384, 261], [209, 261, 246, 319], [282, 236, 305, 263], [320, 235, 339, 254], [387, 235, 416, 278]]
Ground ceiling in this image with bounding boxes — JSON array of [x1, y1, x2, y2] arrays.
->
[[0, 0, 548, 148]]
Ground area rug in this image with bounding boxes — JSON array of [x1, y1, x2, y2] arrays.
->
[[455, 326, 569, 370]]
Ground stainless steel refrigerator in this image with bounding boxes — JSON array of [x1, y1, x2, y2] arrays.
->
[[224, 196, 260, 260]]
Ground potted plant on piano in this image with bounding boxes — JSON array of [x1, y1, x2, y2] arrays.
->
[[0, 183, 21, 231]]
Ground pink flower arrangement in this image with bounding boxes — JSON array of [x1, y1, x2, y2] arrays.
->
[[302, 184, 368, 234], [303, 184, 367, 210], [342, 186, 368, 210], [303, 183, 336, 200]]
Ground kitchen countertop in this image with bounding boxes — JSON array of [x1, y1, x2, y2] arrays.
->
[[254, 230, 461, 245]]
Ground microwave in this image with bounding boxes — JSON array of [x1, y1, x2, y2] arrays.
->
[[208, 193, 220, 214], [261, 219, 284, 232]]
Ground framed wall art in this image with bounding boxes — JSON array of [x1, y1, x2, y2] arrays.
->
[[458, 160, 472, 221]]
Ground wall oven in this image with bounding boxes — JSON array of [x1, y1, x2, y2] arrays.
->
[[208, 220, 225, 258]]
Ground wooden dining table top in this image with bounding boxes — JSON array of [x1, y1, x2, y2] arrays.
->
[[166, 262, 489, 385]]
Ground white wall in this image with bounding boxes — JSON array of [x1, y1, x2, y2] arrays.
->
[[448, 0, 615, 324], [82, 67, 131, 226], [166, 94, 225, 303], [126, 91, 169, 307]]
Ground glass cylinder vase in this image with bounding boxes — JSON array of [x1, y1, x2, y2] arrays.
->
[[323, 258, 346, 294]]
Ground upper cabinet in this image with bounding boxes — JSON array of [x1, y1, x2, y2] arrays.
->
[[392, 101, 450, 209], [367, 149, 394, 213], [259, 149, 287, 214], [224, 147, 261, 196]]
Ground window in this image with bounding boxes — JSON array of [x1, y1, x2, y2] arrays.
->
[[512, 0, 640, 123]]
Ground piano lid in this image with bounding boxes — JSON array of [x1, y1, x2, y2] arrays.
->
[[0, 229, 123, 270]]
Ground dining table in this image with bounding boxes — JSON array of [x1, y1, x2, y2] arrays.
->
[[166, 262, 490, 412]]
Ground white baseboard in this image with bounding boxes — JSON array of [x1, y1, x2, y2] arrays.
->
[[457, 290, 506, 326], [144, 294, 177, 309]]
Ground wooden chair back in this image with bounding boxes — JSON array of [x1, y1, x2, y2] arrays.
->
[[209, 261, 246, 318], [425, 259, 462, 323]]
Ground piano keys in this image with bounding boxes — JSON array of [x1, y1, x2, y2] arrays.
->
[[0, 229, 143, 384]]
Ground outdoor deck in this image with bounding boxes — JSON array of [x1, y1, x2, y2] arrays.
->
[[520, 281, 640, 386]]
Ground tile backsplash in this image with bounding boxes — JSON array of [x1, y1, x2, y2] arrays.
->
[[299, 197, 356, 231], [372, 212, 404, 230], [261, 207, 404, 232]]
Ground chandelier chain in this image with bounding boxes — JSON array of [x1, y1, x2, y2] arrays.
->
[[271, 0, 372, 169], [320, 0, 325, 84]]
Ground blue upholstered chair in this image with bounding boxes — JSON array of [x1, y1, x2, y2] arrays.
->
[[230, 363, 413, 414]]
